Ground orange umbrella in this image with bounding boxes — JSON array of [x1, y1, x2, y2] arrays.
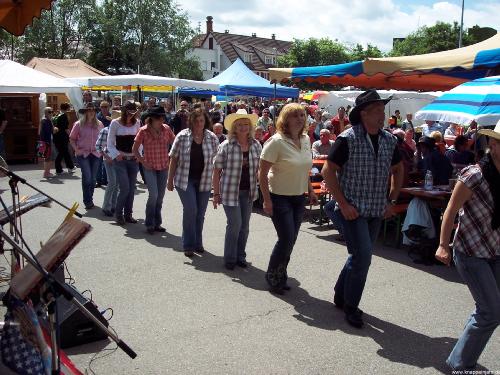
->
[[0, 0, 54, 36]]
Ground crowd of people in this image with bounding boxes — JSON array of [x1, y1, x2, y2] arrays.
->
[[34, 89, 499, 372]]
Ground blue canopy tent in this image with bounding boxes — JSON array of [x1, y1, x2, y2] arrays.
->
[[179, 58, 299, 98]]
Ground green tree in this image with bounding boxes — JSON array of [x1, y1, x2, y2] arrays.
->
[[348, 43, 383, 61], [87, 0, 202, 79], [277, 38, 350, 68], [15, 0, 98, 63]]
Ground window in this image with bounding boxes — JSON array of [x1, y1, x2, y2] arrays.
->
[[209, 37, 213, 50], [211, 61, 216, 70], [243, 52, 252, 63], [265, 55, 276, 65]]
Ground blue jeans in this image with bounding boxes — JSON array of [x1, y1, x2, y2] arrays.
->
[[102, 160, 118, 213], [176, 179, 210, 250], [266, 193, 305, 288], [76, 154, 100, 207], [144, 168, 168, 228], [323, 199, 344, 237], [96, 156, 107, 185], [334, 215, 382, 308], [447, 251, 500, 370], [222, 190, 253, 264], [114, 159, 138, 217]]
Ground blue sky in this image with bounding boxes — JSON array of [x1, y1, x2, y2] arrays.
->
[[181, 0, 500, 51]]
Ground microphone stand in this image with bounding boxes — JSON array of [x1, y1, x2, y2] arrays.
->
[[0, 171, 136, 374]]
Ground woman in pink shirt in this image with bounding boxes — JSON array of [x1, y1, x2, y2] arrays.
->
[[132, 106, 175, 234], [70, 103, 104, 209]]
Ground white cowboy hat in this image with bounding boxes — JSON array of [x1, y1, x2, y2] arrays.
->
[[223, 109, 258, 132], [478, 119, 500, 141]]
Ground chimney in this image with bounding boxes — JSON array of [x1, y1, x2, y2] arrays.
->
[[225, 29, 229, 34], [251, 33, 256, 38], [206, 16, 213, 34], [272, 34, 275, 40]]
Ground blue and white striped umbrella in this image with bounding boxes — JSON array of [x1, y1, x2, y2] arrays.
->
[[415, 75, 500, 126]]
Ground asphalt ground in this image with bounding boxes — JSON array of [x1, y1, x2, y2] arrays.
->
[[0, 163, 498, 374]]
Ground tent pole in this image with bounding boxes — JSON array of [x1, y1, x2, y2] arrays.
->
[[274, 83, 276, 102]]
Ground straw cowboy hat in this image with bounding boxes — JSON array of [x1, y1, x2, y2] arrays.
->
[[349, 89, 392, 124], [224, 109, 258, 132], [478, 119, 500, 141], [111, 110, 121, 120]]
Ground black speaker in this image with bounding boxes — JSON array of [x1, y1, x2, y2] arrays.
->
[[55, 284, 109, 349]]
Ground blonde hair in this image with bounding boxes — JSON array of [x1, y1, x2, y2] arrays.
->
[[430, 130, 443, 143], [227, 118, 255, 140], [79, 109, 99, 128], [276, 103, 307, 137]]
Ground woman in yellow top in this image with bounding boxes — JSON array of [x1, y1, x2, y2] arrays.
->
[[259, 103, 318, 295]]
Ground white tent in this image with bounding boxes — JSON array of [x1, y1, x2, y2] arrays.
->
[[0, 60, 83, 110], [318, 90, 442, 126], [67, 74, 220, 91]]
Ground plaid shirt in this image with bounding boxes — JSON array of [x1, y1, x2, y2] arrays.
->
[[214, 137, 262, 206], [169, 128, 219, 191], [453, 164, 500, 259], [95, 126, 109, 156], [135, 125, 175, 170]]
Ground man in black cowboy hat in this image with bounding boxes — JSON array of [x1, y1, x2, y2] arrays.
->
[[322, 89, 404, 328]]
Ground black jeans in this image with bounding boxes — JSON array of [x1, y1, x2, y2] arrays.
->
[[54, 140, 74, 173], [266, 193, 305, 288]]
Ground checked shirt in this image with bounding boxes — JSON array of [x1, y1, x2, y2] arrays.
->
[[135, 124, 175, 170], [169, 128, 219, 191], [214, 137, 262, 207], [453, 164, 500, 259]]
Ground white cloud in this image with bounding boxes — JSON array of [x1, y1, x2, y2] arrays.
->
[[180, 0, 500, 51]]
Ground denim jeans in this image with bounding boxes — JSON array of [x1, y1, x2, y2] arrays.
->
[[114, 159, 138, 217], [143, 168, 168, 228], [76, 154, 100, 207], [54, 140, 74, 173], [266, 193, 305, 288], [222, 190, 253, 264], [102, 160, 118, 213], [96, 156, 107, 185], [176, 179, 210, 250], [323, 199, 344, 236], [334, 214, 382, 309], [446, 251, 500, 370]]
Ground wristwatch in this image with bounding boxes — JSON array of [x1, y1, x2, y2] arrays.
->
[[388, 199, 397, 205]]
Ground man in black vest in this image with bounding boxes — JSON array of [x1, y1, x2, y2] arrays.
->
[[322, 90, 404, 328]]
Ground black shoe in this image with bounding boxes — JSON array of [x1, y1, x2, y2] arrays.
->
[[147, 227, 155, 235], [224, 263, 235, 270], [282, 284, 291, 291], [85, 203, 95, 210], [125, 216, 138, 224], [184, 250, 194, 257], [102, 209, 113, 217], [194, 247, 205, 254], [95, 183, 102, 188], [344, 306, 364, 328], [154, 226, 166, 232], [236, 260, 247, 268], [116, 215, 125, 225], [269, 286, 285, 295]]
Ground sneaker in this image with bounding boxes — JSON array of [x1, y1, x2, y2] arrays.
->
[[67, 168, 76, 174], [124, 216, 138, 224], [116, 215, 125, 225], [154, 226, 166, 232]]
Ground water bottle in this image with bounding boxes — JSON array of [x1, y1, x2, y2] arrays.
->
[[424, 170, 433, 191]]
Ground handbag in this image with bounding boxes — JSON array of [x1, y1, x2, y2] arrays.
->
[[36, 141, 49, 159]]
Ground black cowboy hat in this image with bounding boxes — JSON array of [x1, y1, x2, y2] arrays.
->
[[417, 136, 436, 149], [78, 102, 97, 114], [348, 89, 392, 124], [144, 105, 166, 119]]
